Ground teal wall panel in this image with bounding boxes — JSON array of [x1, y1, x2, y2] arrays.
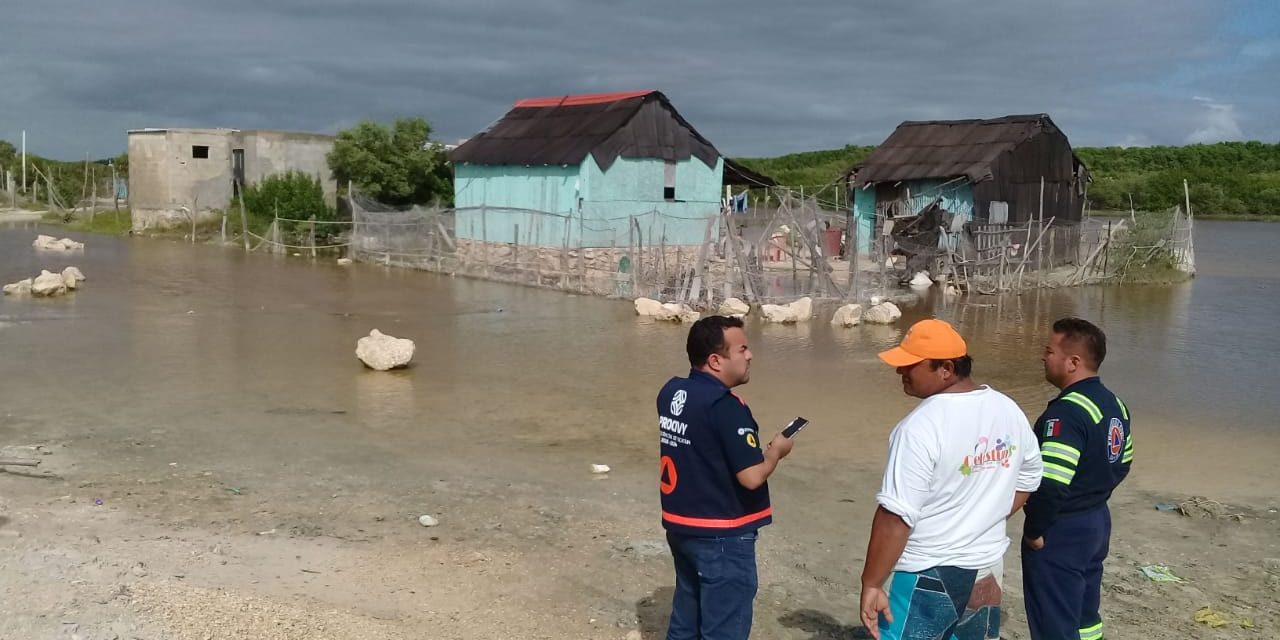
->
[[454, 164, 579, 245], [455, 155, 723, 247]]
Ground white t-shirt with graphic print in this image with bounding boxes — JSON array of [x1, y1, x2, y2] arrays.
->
[[876, 385, 1043, 573]]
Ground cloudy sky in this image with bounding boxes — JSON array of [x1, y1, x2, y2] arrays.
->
[[1, 0, 1276, 160]]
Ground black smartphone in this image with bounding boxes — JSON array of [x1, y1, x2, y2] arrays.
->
[[782, 417, 809, 438]]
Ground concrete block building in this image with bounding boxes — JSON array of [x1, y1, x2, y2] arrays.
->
[[127, 128, 336, 230]]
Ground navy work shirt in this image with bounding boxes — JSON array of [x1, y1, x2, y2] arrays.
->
[[1024, 376, 1133, 539], [657, 370, 772, 537]]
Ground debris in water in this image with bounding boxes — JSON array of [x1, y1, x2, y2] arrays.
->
[[590, 464, 611, 474], [418, 514, 439, 527]]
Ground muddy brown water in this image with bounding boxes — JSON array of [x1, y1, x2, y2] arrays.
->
[[1, 220, 1278, 506]]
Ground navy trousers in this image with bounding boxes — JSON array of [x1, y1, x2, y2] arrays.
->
[[665, 530, 759, 640], [1022, 506, 1111, 640]]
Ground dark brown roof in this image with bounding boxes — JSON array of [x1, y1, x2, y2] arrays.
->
[[449, 91, 774, 186], [851, 114, 1064, 185]]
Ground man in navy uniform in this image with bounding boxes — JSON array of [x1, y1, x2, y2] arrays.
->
[[656, 315, 794, 640], [1023, 317, 1134, 640]]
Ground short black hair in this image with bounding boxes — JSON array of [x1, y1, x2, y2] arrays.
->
[[929, 355, 974, 378], [687, 315, 745, 368], [1053, 317, 1107, 368]]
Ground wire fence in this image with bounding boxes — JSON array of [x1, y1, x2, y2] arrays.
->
[[233, 185, 1194, 306], [345, 190, 861, 306]]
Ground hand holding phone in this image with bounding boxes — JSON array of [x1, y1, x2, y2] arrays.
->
[[782, 417, 809, 438]]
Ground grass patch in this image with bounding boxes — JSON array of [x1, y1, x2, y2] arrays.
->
[[66, 210, 133, 235]]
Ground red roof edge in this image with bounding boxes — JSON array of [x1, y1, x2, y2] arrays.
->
[[514, 90, 657, 108]]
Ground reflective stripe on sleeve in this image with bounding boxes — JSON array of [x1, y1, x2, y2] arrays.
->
[[1041, 441, 1081, 465], [1042, 462, 1076, 485], [1061, 392, 1103, 424]]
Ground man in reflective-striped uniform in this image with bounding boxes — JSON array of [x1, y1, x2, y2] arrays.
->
[[1023, 318, 1133, 640], [657, 315, 795, 640]]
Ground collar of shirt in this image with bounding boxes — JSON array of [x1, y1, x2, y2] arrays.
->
[[688, 369, 729, 391], [1055, 376, 1102, 401]]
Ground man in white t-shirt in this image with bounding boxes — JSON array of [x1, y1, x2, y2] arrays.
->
[[858, 319, 1042, 640]]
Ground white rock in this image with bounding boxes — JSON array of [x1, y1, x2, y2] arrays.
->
[[909, 271, 933, 287], [660, 302, 700, 323], [355, 329, 416, 370], [863, 301, 902, 324], [61, 266, 85, 289], [417, 515, 439, 527], [788, 296, 813, 321], [719, 297, 750, 317], [32, 235, 84, 251], [31, 270, 68, 297], [760, 297, 813, 323], [634, 297, 664, 317], [590, 464, 611, 474], [636, 298, 697, 323], [760, 304, 792, 323], [3, 278, 32, 296], [336, 258, 353, 266], [831, 303, 863, 327]]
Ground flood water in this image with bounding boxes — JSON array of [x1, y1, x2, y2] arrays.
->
[[2, 220, 1277, 502]]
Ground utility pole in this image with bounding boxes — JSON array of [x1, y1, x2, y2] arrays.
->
[[21, 130, 26, 194]]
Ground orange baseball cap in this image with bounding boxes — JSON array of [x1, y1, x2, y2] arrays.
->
[[878, 318, 968, 367]]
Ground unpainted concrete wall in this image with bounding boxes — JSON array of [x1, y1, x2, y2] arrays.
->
[[128, 128, 335, 231], [238, 131, 336, 206], [129, 129, 235, 230]]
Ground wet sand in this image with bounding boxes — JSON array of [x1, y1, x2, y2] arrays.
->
[[1, 222, 1277, 638]]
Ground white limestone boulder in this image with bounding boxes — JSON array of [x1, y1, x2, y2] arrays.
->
[[788, 296, 813, 321], [61, 266, 85, 289], [634, 297, 665, 317], [863, 301, 903, 324], [31, 270, 68, 297], [3, 278, 33, 296], [760, 297, 814, 323], [760, 304, 791, 323], [831, 304, 863, 327], [719, 297, 750, 317], [908, 271, 933, 288], [660, 302, 700, 323], [355, 329, 416, 370], [33, 235, 84, 251]]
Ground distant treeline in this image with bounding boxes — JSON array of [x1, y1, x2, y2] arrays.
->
[[737, 141, 1280, 217], [0, 139, 125, 208]]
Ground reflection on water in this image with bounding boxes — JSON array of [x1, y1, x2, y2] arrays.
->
[[1, 220, 1277, 501]]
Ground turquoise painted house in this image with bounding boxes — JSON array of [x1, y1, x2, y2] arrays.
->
[[847, 115, 1089, 255], [448, 90, 773, 247]]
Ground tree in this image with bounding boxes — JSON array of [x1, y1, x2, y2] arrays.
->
[[242, 171, 333, 234], [327, 117, 451, 207], [0, 140, 16, 168]]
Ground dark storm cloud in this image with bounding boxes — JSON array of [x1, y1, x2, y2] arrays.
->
[[1, 0, 1274, 159]]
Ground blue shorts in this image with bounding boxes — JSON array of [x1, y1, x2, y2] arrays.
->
[[879, 565, 1001, 640]]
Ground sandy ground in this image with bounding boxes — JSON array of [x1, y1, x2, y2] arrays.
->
[[1, 221, 1275, 638], [0, 208, 46, 223], [1, 433, 1276, 640]]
